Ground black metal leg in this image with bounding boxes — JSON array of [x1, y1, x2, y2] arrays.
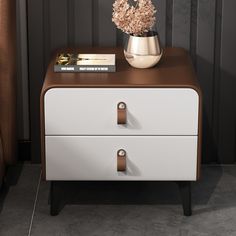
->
[[50, 181, 60, 216], [177, 181, 192, 216]]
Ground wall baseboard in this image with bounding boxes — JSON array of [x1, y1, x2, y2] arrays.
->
[[18, 140, 31, 161]]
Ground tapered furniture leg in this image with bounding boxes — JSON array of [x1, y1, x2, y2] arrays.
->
[[177, 181, 192, 216], [50, 181, 60, 216]]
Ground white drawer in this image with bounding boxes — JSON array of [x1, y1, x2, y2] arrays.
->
[[44, 88, 199, 135], [45, 136, 198, 181]]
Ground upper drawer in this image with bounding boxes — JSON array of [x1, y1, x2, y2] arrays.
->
[[44, 88, 199, 135]]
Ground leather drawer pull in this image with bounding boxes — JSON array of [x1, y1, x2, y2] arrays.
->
[[117, 102, 127, 125], [117, 149, 126, 171]]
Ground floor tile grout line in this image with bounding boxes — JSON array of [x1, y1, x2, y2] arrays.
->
[[28, 170, 42, 236]]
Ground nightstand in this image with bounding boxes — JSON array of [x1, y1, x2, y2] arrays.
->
[[40, 47, 202, 216]]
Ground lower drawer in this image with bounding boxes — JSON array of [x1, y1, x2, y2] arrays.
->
[[45, 136, 198, 181]]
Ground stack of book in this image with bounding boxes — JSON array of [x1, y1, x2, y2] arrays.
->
[[54, 53, 116, 73]]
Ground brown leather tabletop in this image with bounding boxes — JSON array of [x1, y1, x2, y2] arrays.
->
[[42, 47, 201, 94]]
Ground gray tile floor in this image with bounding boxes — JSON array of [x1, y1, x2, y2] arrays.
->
[[1, 164, 236, 236]]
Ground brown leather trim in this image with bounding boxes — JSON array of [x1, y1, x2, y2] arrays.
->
[[196, 87, 203, 180], [40, 47, 202, 181], [40, 90, 46, 180], [117, 149, 126, 172], [185, 53, 202, 180], [117, 102, 127, 125]]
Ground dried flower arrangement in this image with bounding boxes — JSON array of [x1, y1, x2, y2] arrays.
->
[[112, 0, 157, 36]]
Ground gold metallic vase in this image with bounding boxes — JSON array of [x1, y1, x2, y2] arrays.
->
[[124, 32, 163, 69]]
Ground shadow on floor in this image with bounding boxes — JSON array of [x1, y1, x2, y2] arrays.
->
[[47, 166, 223, 214], [0, 163, 24, 213]]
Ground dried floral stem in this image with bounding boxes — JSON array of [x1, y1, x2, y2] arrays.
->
[[112, 0, 157, 36]]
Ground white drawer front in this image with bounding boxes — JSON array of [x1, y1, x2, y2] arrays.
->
[[45, 88, 199, 135], [45, 136, 198, 181]]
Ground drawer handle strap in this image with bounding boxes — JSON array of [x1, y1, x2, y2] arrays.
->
[[117, 149, 126, 172], [117, 102, 127, 125]]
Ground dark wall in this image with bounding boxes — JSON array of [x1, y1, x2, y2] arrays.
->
[[27, 0, 236, 163]]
